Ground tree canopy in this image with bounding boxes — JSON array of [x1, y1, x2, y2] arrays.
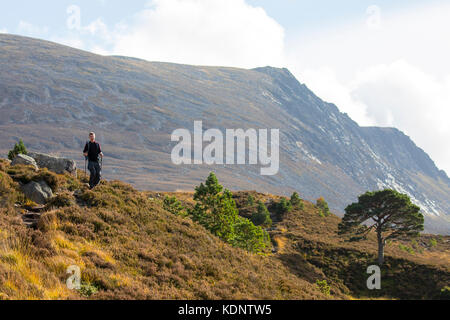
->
[[190, 172, 271, 254], [338, 189, 424, 265], [251, 201, 272, 228], [8, 139, 27, 161]]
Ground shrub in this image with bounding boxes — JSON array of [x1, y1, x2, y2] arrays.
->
[[399, 244, 415, 255], [316, 280, 331, 296], [36, 169, 63, 192], [232, 217, 271, 254], [0, 170, 19, 207], [251, 201, 272, 228], [79, 282, 100, 298], [46, 191, 75, 208], [66, 176, 82, 192], [247, 194, 255, 206], [429, 238, 437, 247], [8, 139, 27, 160], [163, 196, 187, 217], [440, 286, 450, 300], [269, 197, 292, 218], [6, 166, 62, 192], [189, 173, 270, 254], [290, 192, 304, 210], [316, 197, 330, 217], [190, 188, 237, 242]]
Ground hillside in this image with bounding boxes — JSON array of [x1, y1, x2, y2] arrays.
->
[[0, 34, 449, 235], [0, 160, 448, 300]]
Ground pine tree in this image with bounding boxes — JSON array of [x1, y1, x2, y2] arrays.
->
[[252, 201, 272, 227], [247, 194, 255, 206], [316, 197, 330, 217], [271, 197, 292, 218], [232, 218, 271, 253], [290, 192, 304, 209], [8, 139, 28, 160], [338, 189, 424, 265], [163, 196, 187, 216], [189, 172, 270, 253]]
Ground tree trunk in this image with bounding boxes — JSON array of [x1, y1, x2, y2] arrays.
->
[[377, 231, 385, 265]]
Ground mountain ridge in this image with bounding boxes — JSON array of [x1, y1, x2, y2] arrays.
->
[[0, 34, 449, 234]]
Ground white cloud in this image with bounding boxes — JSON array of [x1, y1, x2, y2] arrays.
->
[[51, 35, 85, 50], [286, 3, 450, 174], [366, 5, 382, 31], [84, 18, 110, 38], [0, 28, 8, 34], [351, 60, 450, 174], [300, 67, 375, 126], [51, 16, 111, 53], [53, 0, 285, 66], [17, 20, 49, 37], [110, 0, 285, 68]]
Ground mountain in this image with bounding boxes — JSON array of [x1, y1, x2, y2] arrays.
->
[[1, 159, 449, 299], [0, 34, 449, 234]]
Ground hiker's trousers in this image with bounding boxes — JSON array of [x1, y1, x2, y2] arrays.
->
[[88, 161, 101, 189]]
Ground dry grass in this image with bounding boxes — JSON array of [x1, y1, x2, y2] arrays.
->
[[0, 159, 329, 300], [0, 159, 448, 300]]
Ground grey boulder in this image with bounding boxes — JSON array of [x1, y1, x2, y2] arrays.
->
[[21, 181, 53, 205], [28, 152, 77, 176], [11, 154, 38, 170]]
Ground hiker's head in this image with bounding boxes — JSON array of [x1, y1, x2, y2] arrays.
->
[[89, 132, 96, 142]]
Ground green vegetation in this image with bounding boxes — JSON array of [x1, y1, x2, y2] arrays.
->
[[163, 196, 187, 217], [290, 192, 304, 210], [7, 165, 63, 192], [251, 201, 272, 228], [231, 218, 271, 253], [440, 286, 450, 299], [79, 283, 100, 298], [7, 139, 28, 161], [399, 244, 415, 255], [429, 238, 438, 247], [247, 194, 255, 206], [189, 173, 271, 254], [316, 197, 330, 217], [338, 189, 424, 265], [316, 280, 331, 296], [269, 197, 292, 218]]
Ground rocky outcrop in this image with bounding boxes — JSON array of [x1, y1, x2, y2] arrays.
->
[[11, 154, 38, 170], [28, 152, 76, 176], [21, 180, 53, 205]]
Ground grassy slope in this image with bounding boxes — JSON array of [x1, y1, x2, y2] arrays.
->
[[0, 159, 448, 300], [267, 199, 449, 299], [0, 159, 327, 300]]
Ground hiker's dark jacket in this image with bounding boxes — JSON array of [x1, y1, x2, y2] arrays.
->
[[83, 141, 102, 163]]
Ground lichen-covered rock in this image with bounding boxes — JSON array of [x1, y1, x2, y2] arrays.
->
[[21, 180, 53, 205], [11, 154, 38, 170], [28, 152, 76, 176]]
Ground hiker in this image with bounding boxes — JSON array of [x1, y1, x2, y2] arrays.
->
[[83, 132, 104, 189]]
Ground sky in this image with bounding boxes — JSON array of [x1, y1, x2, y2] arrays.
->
[[0, 0, 449, 175]]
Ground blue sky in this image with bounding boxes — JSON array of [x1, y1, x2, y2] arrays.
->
[[0, 0, 449, 174], [248, 0, 430, 30], [0, 0, 438, 39]]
